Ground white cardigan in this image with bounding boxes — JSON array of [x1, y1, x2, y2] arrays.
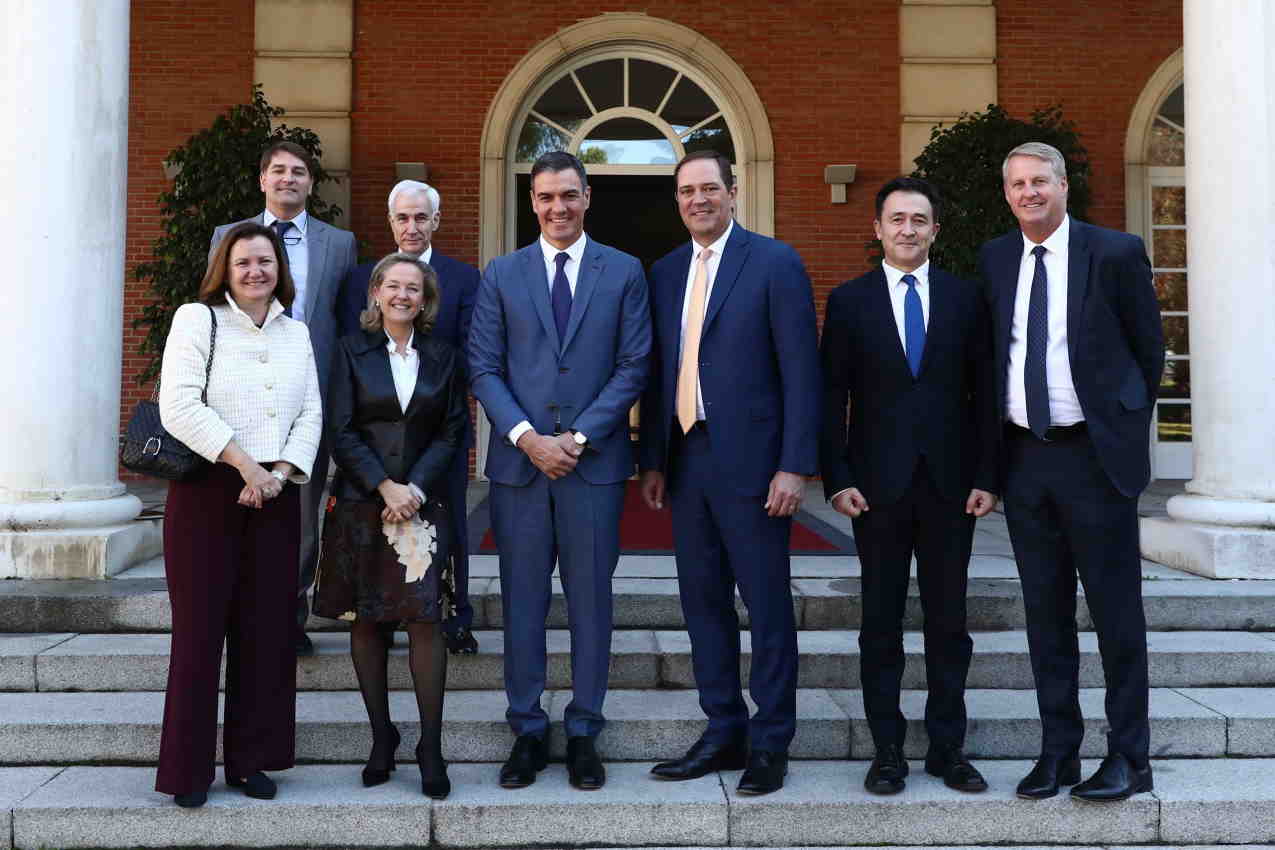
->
[[159, 296, 322, 483]]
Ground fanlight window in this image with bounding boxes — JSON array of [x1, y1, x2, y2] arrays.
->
[[515, 56, 735, 166]]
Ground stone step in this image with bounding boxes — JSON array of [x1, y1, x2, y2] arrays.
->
[[0, 686, 1267, 765], [5, 629, 1275, 693], [5, 759, 1275, 848], [3, 569, 1270, 634]]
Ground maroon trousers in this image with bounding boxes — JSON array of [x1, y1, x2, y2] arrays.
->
[[156, 463, 300, 796]]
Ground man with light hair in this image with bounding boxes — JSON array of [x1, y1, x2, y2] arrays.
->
[[979, 141, 1163, 802], [338, 180, 481, 653]]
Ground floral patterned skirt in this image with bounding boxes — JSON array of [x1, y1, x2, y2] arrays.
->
[[313, 499, 443, 624]]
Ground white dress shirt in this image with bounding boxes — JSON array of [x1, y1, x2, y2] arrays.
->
[[678, 220, 734, 421], [507, 233, 590, 446], [385, 330, 418, 413], [1006, 214, 1083, 428], [385, 330, 427, 502], [882, 259, 931, 348], [264, 209, 309, 324], [159, 294, 322, 483]]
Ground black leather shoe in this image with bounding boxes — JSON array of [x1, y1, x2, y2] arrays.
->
[[924, 746, 988, 793], [445, 626, 479, 655], [417, 740, 451, 799], [499, 734, 548, 789], [736, 749, 787, 795], [362, 724, 400, 787], [1016, 753, 1082, 799], [650, 737, 748, 781], [566, 736, 606, 790], [174, 790, 207, 808], [1070, 753, 1153, 802], [227, 771, 276, 800], [864, 745, 909, 795], [295, 632, 315, 656]]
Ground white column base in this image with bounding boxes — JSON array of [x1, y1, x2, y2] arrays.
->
[[0, 493, 160, 579], [1141, 516, 1275, 579]]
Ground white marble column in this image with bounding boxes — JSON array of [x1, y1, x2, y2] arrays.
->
[[1141, 0, 1275, 578], [0, 1, 147, 578]]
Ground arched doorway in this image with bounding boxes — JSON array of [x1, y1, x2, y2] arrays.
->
[[1126, 48, 1189, 479], [474, 15, 774, 474]]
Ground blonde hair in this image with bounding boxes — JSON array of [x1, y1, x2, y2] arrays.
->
[[360, 252, 440, 335]]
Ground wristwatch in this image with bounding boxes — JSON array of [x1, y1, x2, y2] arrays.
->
[[571, 431, 588, 447], [270, 470, 287, 484]]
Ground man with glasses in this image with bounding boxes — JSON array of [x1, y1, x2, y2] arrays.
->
[[210, 140, 358, 656]]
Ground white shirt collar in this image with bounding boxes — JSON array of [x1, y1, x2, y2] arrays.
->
[[693, 219, 734, 262], [385, 329, 416, 356], [539, 232, 587, 267], [224, 292, 285, 326], [1022, 213, 1069, 255], [882, 258, 930, 289], [263, 208, 309, 234]]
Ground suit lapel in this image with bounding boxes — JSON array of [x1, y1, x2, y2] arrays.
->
[[1066, 219, 1091, 367], [521, 244, 559, 349], [561, 241, 601, 352], [996, 237, 1021, 361], [917, 269, 949, 378], [403, 334, 432, 420], [866, 269, 912, 378], [703, 223, 749, 333], [305, 218, 330, 321]]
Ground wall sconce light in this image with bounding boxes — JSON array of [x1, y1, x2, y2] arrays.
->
[[824, 164, 856, 204], [396, 162, 429, 182]]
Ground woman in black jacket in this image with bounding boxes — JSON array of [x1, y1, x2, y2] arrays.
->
[[314, 252, 465, 798]]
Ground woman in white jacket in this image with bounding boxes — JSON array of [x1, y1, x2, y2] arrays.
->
[[155, 221, 321, 808]]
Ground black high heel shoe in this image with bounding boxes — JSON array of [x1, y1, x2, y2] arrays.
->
[[416, 739, 450, 799], [362, 725, 401, 787]]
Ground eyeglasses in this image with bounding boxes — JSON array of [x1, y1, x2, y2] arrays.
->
[[280, 234, 302, 247]]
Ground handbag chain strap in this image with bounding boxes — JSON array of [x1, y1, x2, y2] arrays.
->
[[150, 304, 219, 403]]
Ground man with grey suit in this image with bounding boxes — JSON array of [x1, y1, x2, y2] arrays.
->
[[469, 151, 651, 791], [210, 140, 358, 655]]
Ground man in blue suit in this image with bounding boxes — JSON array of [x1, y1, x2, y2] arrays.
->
[[338, 180, 480, 652], [468, 151, 651, 791], [980, 142, 1163, 802], [639, 149, 820, 796], [820, 177, 999, 796]]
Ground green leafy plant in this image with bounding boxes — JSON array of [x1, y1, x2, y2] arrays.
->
[[132, 86, 343, 383], [870, 104, 1091, 280]]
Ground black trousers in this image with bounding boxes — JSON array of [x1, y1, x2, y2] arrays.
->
[[1003, 426, 1150, 763], [852, 458, 975, 753]]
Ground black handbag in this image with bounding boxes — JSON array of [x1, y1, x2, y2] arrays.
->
[[120, 305, 218, 480]]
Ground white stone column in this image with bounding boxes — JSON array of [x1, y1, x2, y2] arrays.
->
[[1141, 0, 1275, 578], [0, 1, 147, 578]]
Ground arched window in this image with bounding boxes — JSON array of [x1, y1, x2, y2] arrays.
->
[[1126, 50, 1189, 479], [514, 56, 735, 167]]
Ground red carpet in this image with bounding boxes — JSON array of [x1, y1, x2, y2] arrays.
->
[[476, 480, 848, 555]]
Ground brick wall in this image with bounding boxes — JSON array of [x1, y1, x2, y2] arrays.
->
[[119, 0, 1183, 477], [122, 0, 255, 476], [996, 0, 1183, 230]]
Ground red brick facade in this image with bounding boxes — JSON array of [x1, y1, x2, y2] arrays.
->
[[123, 0, 1183, 475]]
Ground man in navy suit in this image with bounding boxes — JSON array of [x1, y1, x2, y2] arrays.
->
[[639, 149, 820, 796], [210, 141, 357, 655], [338, 180, 480, 652], [980, 142, 1163, 802], [468, 151, 650, 791], [819, 177, 999, 796]]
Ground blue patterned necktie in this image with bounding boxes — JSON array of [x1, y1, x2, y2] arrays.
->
[[551, 252, 571, 342], [1025, 245, 1051, 438], [902, 273, 925, 378], [272, 220, 294, 317]]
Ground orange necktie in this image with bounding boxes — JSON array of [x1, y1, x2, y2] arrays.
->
[[677, 249, 712, 433]]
